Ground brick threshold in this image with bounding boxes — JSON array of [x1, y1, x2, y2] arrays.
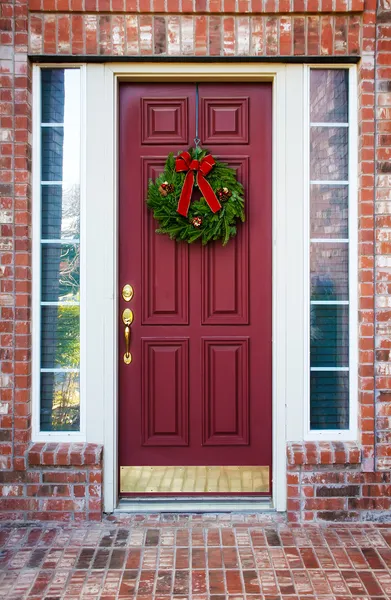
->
[[116, 496, 274, 513]]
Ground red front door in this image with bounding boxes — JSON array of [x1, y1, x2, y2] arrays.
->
[[119, 83, 272, 495]]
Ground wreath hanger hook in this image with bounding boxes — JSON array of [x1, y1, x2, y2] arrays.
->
[[194, 84, 201, 155]]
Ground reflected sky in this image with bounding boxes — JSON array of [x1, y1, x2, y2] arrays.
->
[[63, 69, 81, 186]]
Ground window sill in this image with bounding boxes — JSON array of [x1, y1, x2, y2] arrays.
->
[[28, 442, 103, 467], [287, 441, 361, 466]]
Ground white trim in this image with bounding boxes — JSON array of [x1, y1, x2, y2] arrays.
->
[[303, 64, 311, 443], [41, 239, 80, 244], [79, 64, 88, 443], [41, 368, 80, 373], [272, 65, 287, 513], [32, 64, 87, 443], [303, 64, 358, 442], [84, 62, 290, 513], [310, 122, 349, 128], [285, 65, 306, 446], [310, 180, 349, 185], [41, 302, 80, 306], [310, 367, 350, 372], [311, 300, 349, 305], [310, 238, 349, 243]]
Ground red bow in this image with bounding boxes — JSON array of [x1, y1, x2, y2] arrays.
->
[[175, 151, 222, 217]]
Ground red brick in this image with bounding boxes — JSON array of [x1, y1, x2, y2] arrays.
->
[[3, 0, 391, 527]]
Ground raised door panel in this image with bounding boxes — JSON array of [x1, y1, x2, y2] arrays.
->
[[141, 98, 188, 145], [142, 158, 189, 325], [202, 338, 249, 446], [142, 338, 189, 446], [201, 97, 249, 144], [202, 157, 249, 324]]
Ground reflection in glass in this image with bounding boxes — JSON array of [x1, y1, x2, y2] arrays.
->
[[40, 372, 80, 432], [310, 184, 348, 238], [41, 127, 65, 181], [41, 185, 80, 239], [41, 305, 80, 369], [41, 244, 80, 303], [310, 371, 349, 430], [310, 127, 348, 181], [41, 69, 65, 123], [310, 69, 349, 123], [309, 68, 350, 431], [310, 305, 349, 368], [40, 68, 81, 433], [41, 68, 80, 127], [310, 243, 348, 301]]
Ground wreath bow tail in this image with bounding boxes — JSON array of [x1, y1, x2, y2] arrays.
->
[[175, 152, 222, 217]]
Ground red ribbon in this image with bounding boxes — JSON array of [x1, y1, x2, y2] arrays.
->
[[175, 151, 222, 217]]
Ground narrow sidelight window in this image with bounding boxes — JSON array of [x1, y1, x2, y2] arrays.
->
[[309, 69, 355, 432], [37, 69, 81, 432]]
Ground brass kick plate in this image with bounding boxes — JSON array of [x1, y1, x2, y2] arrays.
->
[[120, 465, 269, 494]]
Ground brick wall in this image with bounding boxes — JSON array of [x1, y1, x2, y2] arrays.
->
[[28, 13, 364, 56], [0, 0, 390, 522], [287, 442, 391, 522], [0, 443, 102, 521], [375, 10, 391, 476]]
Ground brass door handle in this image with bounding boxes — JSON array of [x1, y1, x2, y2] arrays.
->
[[124, 324, 131, 364], [122, 308, 133, 364]]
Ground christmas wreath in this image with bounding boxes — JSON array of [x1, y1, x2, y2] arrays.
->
[[147, 147, 245, 245]]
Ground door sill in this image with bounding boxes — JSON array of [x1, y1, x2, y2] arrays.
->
[[116, 496, 274, 513]]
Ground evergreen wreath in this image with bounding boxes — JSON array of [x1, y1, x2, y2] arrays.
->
[[147, 147, 245, 245]]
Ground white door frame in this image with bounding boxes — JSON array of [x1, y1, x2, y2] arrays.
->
[[84, 62, 296, 513]]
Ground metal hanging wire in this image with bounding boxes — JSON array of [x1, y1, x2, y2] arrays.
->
[[194, 83, 200, 151]]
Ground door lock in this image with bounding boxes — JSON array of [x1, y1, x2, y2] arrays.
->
[[122, 284, 134, 302]]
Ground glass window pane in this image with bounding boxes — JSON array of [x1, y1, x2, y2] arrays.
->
[[40, 372, 80, 432], [41, 68, 80, 126], [310, 305, 349, 367], [41, 244, 80, 303], [41, 69, 65, 123], [39, 68, 81, 433], [310, 184, 348, 238], [41, 128, 80, 183], [41, 305, 80, 369], [310, 127, 348, 181], [310, 242, 348, 301], [310, 371, 349, 430], [309, 69, 350, 432], [41, 127, 64, 181], [41, 185, 80, 240], [310, 69, 348, 123]]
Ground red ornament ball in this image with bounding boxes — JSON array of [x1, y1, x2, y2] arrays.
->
[[191, 216, 203, 228]]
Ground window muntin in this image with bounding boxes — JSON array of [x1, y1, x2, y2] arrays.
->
[[309, 69, 352, 432], [38, 68, 81, 432]]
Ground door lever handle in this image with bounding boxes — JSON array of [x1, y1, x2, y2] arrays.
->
[[124, 324, 131, 364], [122, 308, 133, 365]]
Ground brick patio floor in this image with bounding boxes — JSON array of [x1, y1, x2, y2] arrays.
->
[[1, 514, 391, 599]]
